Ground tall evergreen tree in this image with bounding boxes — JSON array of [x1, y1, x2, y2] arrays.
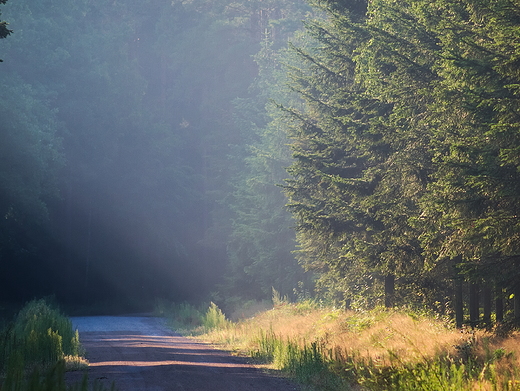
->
[[409, 0, 520, 299], [222, 2, 314, 302], [283, 0, 520, 314]]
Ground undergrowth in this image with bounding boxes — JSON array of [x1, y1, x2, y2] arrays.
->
[[0, 299, 109, 391], [0, 299, 84, 375], [162, 299, 520, 390], [1, 360, 114, 391], [155, 300, 230, 334]]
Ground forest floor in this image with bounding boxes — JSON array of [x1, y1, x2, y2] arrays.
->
[[65, 315, 301, 391]]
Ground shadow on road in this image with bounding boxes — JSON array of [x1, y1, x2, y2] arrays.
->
[[66, 317, 301, 391]]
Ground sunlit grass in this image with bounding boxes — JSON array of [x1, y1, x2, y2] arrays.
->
[[63, 355, 89, 372], [166, 300, 520, 390], [0, 299, 83, 374], [0, 299, 103, 390], [202, 303, 464, 364]]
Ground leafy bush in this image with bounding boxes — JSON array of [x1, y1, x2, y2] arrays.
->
[[0, 299, 82, 376], [202, 302, 230, 331]]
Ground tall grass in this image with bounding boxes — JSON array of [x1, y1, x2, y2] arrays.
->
[[0, 299, 82, 373], [1, 360, 114, 391], [251, 329, 344, 389], [202, 302, 231, 331], [155, 300, 231, 334], [166, 300, 520, 390], [0, 299, 96, 390]]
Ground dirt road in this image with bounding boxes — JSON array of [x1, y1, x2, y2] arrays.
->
[[65, 316, 301, 391]]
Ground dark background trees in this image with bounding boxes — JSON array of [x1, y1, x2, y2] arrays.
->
[[0, 0, 310, 312]]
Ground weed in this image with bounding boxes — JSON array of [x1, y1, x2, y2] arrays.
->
[[184, 303, 520, 390], [272, 288, 289, 307], [0, 299, 92, 390], [202, 302, 230, 331], [8, 299, 81, 369]]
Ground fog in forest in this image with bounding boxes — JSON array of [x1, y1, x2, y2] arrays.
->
[[4, 0, 520, 320], [0, 0, 310, 313]]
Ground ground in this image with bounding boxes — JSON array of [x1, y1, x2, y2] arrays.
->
[[65, 316, 301, 391]]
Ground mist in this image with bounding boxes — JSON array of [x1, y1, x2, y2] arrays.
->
[[0, 0, 309, 312]]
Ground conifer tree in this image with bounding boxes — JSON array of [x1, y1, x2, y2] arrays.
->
[[283, 0, 520, 313]]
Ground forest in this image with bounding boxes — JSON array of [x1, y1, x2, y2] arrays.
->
[[1, 0, 520, 326]]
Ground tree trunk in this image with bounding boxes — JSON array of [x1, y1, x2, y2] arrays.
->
[[514, 285, 520, 323], [385, 274, 395, 308], [469, 282, 479, 326], [453, 255, 464, 328], [455, 278, 464, 328], [482, 284, 492, 326], [495, 285, 504, 323]]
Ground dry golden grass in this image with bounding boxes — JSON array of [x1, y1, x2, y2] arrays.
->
[[64, 355, 89, 371], [192, 302, 520, 390], [202, 302, 520, 369]]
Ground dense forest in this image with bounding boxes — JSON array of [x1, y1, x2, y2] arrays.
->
[[0, 0, 311, 311], [1, 0, 520, 323]]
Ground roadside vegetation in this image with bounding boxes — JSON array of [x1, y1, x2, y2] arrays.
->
[[160, 299, 520, 391], [0, 299, 98, 391]]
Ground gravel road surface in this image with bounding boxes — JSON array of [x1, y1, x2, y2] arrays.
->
[[65, 316, 301, 391]]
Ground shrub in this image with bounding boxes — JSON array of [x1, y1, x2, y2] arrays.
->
[[202, 302, 230, 331], [155, 301, 205, 331], [0, 299, 82, 375]]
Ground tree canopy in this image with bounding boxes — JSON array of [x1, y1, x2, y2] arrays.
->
[[2, 0, 520, 323], [281, 0, 520, 317]]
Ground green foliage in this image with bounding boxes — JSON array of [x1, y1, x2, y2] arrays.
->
[[348, 358, 473, 391], [2, 360, 113, 391], [280, 0, 520, 314], [202, 302, 231, 331], [0, 299, 82, 376], [14, 300, 81, 358], [251, 329, 343, 389], [282, 5, 429, 308], [0, 300, 97, 390], [155, 300, 205, 330]]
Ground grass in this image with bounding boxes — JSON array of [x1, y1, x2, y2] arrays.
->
[[0, 298, 112, 391], [1, 299, 83, 375], [154, 299, 231, 334], [1, 360, 114, 391], [162, 300, 520, 390]]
